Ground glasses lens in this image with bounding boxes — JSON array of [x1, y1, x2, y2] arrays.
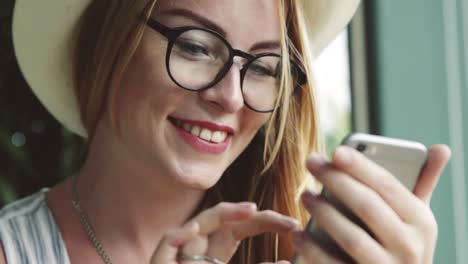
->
[[168, 29, 229, 89], [242, 55, 282, 112]]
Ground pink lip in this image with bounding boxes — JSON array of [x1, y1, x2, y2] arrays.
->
[[173, 117, 235, 135], [169, 117, 233, 154]]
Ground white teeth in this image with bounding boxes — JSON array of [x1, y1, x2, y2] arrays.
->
[[199, 128, 212, 141], [183, 123, 191, 132], [174, 118, 229, 143], [190, 125, 201, 136], [211, 131, 225, 143]]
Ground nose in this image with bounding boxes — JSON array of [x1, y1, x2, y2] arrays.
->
[[198, 63, 245, 113]]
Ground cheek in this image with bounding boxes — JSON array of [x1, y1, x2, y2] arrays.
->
[[247, 114, 269, 133], [237, 111, 270, 146], [112, 37, 186, 144], [121, 39, 168, 99], [116, 35, 183, 116]]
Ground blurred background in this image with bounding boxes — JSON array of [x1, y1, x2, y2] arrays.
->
[[1, 0, 467, 263]]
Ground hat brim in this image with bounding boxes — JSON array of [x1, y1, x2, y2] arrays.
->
[[303, 0, 361, 57], [12, 0, 360, 138], [13, 0, 91, 137]]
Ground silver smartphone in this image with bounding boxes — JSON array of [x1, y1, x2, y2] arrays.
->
[[293, 133, 428, 264]]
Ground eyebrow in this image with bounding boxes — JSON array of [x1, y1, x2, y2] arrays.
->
[[250, 41, 281, 52], [158, 8, 227, 36], [158, 8, 282, 53]]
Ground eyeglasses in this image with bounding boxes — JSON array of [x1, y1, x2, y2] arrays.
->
[[145, 18, 307, 113]]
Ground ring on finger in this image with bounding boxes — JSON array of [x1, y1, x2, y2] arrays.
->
[[177, 253, 225, 264]]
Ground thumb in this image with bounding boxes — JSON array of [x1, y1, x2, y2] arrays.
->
[[150, 221, 200, 264], [413, 145, 451, 204]]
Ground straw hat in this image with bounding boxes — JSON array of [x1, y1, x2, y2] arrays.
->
[[12, 0, 361, 138]]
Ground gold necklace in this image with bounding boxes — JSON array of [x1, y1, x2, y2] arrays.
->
[[71, 176, 113, 264]]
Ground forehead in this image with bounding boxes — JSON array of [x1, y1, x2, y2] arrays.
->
[[154, 0, 281, 49]]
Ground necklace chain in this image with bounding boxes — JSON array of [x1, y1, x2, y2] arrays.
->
[[71, 176, 113, 264]]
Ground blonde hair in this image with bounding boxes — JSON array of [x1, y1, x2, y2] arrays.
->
[[74, 0, 321, 262]]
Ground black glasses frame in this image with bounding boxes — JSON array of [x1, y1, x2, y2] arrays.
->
[[145, 18, 307, 113]]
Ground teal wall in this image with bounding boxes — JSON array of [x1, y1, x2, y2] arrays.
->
[[372, 0, 467, 263]]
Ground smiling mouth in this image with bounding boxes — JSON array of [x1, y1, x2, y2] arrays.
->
[[168, 117, 231, 144]]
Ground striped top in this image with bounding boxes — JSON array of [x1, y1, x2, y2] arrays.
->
[[0, 189, 70, 264]]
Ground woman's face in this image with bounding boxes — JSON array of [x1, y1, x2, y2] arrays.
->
[[112, 0, 281, 189]]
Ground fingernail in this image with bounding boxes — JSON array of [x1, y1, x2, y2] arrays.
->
[[168, 231, 186, 247], [301, 191, 317, 208], [284, 217, 302, 229], [292, 231, 306, 246], [306, 153, 328, 175], [169, 238, 183, 247], [183, 221, 199, 232], [334, 146, 352, 165], [239, 202, 257, 211]]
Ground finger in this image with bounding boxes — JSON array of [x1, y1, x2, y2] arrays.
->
[[292, 231, 347, 264], [413, 145, 451, 203], [187, 202, 257, 236], [205, 211, 300, 261], [304, 160, 408, 248], [180, 202, 256, 262], [231, 210, 300, 240], [309, 147, 418, 222], [301, 192, 388, 263], [181, 235, 209, 260], [150, 222, 199, 264]]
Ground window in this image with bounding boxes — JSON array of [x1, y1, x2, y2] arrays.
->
[[313, 31, 352, 155]]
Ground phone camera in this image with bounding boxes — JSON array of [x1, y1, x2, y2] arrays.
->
[[356, 143, 367, 152]]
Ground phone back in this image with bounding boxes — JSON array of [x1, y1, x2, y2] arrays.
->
[[294, 133, 428, 264], [343, 133, 428, 190]]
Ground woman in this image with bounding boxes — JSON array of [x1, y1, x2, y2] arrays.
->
[[1, 0, 450, 263]]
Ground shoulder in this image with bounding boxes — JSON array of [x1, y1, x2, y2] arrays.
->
[[0, 189, 57, 264], [0, 189, 49, 223]]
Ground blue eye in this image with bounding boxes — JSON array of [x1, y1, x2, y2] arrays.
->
[[174, 39, 210, 58], [248, 63, 274, 77]]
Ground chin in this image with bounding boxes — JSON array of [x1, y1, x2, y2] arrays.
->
[[177, 175, 219, 190], [171, 164, 223, 190]]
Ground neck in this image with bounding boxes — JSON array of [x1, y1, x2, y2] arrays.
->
[[74, 119, 206, 261]]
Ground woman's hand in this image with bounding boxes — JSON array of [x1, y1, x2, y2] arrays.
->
[[150, 202, 300, 264], [293, 145, 451, 264]]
